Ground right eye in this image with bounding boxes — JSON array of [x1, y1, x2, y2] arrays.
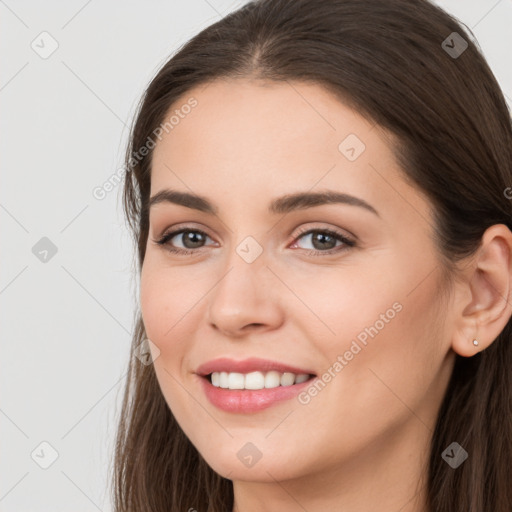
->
[[153, 228, 217, 255]]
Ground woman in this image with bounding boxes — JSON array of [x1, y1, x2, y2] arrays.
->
[[111, 0, 512, 510]]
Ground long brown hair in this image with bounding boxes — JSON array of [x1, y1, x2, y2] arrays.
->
[[111, 0, 512, 510]]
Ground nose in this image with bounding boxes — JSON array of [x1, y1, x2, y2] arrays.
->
[[206, 257, 285, 338]]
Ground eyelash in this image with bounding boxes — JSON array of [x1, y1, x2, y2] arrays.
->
[[153, 225, 356, 257]]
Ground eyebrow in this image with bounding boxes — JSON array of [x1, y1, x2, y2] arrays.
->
[[148, 188, 380, 217]]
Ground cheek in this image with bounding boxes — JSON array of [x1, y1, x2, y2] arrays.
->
[[291, 292, 442, 467], [140, 267, 170, 343], [139, 259, 213, 388], [139, 264, 190, 369], [293, 259, 443, 411], [139, 263, 196, 416], [139, 259, 199, 343], [282, 261, 405, 356]]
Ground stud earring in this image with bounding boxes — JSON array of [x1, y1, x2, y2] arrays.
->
[[473, 339, 479, 346]]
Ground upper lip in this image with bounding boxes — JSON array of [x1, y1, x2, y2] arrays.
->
[[195, 357, 315, 377]]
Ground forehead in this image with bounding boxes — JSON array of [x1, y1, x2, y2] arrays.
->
[[149, 78, 430, 224], [152, 78, 374, 173]]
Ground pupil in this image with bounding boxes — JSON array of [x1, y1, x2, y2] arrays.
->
[[313, 232, 335, 250], [184, 231, 204, 248]]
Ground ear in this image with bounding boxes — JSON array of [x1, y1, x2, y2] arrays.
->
[[451, 224, 512, 357]]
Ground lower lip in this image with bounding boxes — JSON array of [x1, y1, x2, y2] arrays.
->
[[198, 375, 316, 413]]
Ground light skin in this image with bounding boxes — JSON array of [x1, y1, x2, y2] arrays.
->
[[139, 78, 512, 512]]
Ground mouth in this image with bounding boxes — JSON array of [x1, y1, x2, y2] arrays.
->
[[198, 370, 317, 413], [195, 357, 318, 413]]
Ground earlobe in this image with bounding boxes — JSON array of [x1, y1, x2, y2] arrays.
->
[[451, 224, 512, 358]]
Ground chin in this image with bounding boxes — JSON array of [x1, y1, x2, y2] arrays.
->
[[200, 447, 307, 483]]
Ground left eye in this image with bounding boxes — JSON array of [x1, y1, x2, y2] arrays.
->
[[290, 228, 355, 253]]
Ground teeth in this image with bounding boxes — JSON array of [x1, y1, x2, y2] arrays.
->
[[219, 371, 229, 388], [209, 371, 311, 390], [245, 371, 265, 389], [280, 372, 295, 386], [265, 370, 281, 389], [294, 373, 309, 384], [228, 372, 245, 389]]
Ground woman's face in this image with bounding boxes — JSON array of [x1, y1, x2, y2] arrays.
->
[[140, 78, 455, 483]]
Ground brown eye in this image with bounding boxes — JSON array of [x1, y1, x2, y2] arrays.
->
[[174, 230, 207, 249], [291, 227, 356, 256], [154, 228, 215, 255]]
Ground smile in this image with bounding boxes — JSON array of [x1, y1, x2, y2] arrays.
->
[[199, 372, 317, 413], [195, 357, 318, 413]]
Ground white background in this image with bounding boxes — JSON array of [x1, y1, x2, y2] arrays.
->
[[1, 0, 511, 510]]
